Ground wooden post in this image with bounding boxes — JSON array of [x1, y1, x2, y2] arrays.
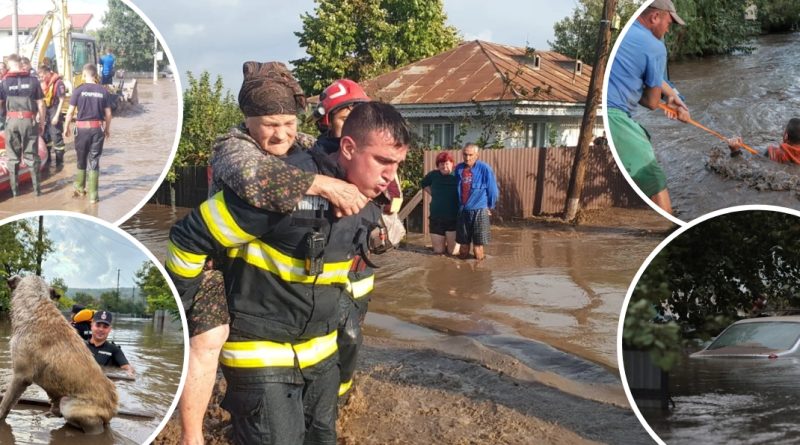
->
[[564, 0, 618, 222]]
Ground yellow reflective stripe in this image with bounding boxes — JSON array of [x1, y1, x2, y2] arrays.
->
[[220, 331, 338, 369], [200, 192, 255, 247], [293, 331, 338, 368], [165, 240, 205, 278], [228, 241, 352, 285], [338, 379, 353, 396], [345, 274, 374, 299]]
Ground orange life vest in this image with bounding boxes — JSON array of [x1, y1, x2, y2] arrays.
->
[[42, 73, 63, 108], [767, 142, 800, 165]]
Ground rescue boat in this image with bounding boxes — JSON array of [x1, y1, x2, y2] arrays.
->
[[0, 131, 49, 193]]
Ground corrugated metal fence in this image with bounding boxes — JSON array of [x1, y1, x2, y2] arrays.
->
[[422, 146, 642, 227]]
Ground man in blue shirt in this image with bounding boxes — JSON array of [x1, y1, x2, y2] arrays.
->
[[607, 0, 689, 214], [455, 143, 499, 260], [99, 48, 116, 85]]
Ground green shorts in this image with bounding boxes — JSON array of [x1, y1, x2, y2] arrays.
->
[[608, 108, 667, 197]]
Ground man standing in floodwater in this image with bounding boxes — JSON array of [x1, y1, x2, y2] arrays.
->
[[63, 63, 112, 203], [0, 54, 45, 197], [606, 0, 690, 214], [455, 143, 498, 261]]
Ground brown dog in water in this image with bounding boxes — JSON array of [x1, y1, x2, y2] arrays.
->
[[0, 275, 118, 434]]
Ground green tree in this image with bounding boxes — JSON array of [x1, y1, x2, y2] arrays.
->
[[134, 262, 178, 316], [96, 0, 163, 71], [550, 0, 643, 62], [293, 0, 460, 94], [170, 71, 243, 180], [666, 0, 758, 58], [624, 211, 800, 370], [0, 219, 53, 312], [73, 291, 97, 307], [753, 0, 800, 32]]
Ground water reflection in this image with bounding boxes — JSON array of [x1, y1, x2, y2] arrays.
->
[[0, 315, 184, 444], [643, 355, 800, 444]]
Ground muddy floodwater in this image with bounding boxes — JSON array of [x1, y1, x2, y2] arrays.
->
[[125, 205, 668, 441], [0, 316, 185, 444], [0, 79, 179, 223], [633, 32, 800, 221], [642, 353, 800, 444]]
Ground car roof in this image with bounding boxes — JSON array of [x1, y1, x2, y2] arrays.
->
[[733, 316, 800, 324]]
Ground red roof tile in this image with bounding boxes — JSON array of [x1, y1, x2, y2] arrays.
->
[[361, 40, 591, 106], [0, 14, 94, 31]]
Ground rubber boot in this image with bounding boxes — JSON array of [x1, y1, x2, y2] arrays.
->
[[31, 167, 41, 196], [87, 170, 99, 203], [55, 148, 65, 170], [73, 169, 86, 197]]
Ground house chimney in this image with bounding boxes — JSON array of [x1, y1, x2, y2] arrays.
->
[[575, 60, 582, 76]]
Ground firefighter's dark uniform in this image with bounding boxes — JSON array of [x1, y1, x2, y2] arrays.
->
[[338, 257, 375, 397], [167, 147, 378, 445], [69, 82, 111, 202], [86, 340, 130, 368], [41, 73, 67, 168], [0, 72, 44, 196]]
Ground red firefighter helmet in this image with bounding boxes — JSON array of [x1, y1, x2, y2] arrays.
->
[[314, 79, 370, 129]]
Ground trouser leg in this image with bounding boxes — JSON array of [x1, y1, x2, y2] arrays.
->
[[22, 122, 41, 195], [337, 297, 363, 395], [5, 120, 23, 196], [220, 369, 306, 445], [302, 364, 339, 445], [47, 107, 65, 167]]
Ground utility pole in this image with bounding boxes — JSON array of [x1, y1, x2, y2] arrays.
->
[[152, 34, 158, 84], [564, 0, 618, 222], [12, 0, 19, 54], [116, 268, 120, 298], [35, 215, 44, 276]]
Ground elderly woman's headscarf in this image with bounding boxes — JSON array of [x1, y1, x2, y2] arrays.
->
[[238, 61, 306, 117]]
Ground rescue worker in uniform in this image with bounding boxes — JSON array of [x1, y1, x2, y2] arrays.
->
[[85, 310, 135, 377], [173, 62, 376, 445], [0, 54, 45, 197], [37, 64, 67, 170], [167, 97, 411, 445], [63, 63, 112, 203], [71, 305, 95, 340]]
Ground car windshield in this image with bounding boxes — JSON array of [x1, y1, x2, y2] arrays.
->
[[707, 322, 800, 352]]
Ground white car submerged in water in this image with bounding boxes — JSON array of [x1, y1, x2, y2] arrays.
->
[[691, 316, 800, 359]]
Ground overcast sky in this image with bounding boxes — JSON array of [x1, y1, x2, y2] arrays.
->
[[33, 215, 155, 289], [131, 0, 579, 92]]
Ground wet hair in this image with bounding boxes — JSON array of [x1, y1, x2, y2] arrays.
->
[[341, 102, 411, 148], [435, 151, 454, 166], [6, 54, 20, 64], [83, 63, 98, 76], [20, 56, 31, 66], [37, 64, 51, 73], [786, 118, 800, 145]]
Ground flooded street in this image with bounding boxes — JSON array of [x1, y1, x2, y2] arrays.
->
[[0, 79, 179, 224], [129, 204, 668, 444], [124, 204, 665, 391], [634, 32, 800, 221], [643, 354, 800, 444], [0, 315, 185, 445]]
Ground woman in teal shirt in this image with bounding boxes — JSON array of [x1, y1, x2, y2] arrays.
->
[[421, 152, 459, 254]]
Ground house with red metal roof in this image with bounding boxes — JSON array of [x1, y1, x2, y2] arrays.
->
[[359, 40, 602, 149], [0, 13, 94, 36]]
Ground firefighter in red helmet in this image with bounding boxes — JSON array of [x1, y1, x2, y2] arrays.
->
[[313, 79, 371, 153]]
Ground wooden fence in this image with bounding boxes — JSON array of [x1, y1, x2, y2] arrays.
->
[[421, 146, 643, 231]]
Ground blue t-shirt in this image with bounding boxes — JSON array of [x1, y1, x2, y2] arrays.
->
[[99, 54, 116, 76], [607, 20, 667, 116]]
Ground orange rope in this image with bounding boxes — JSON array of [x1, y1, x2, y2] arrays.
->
[[658, 103, 759, 155]]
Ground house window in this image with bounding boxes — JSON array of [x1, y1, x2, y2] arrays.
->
[[422, 123, 455, 148], [575, 60, 582, 76], [524, 122, 547, 148]]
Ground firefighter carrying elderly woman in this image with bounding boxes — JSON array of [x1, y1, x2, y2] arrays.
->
[[165, 61, 410, 445]]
